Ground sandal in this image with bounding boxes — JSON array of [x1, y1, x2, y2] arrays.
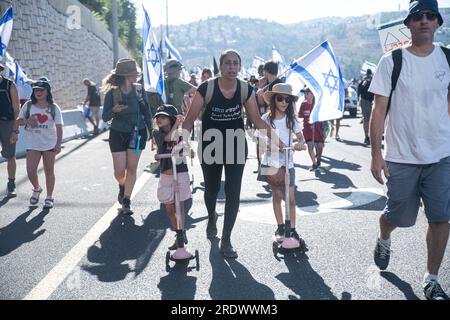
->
[[43, 197, 54, 209], [30, 187, 43, 205]]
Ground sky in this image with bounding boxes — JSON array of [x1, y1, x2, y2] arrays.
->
[[133, 0, 450, 27]]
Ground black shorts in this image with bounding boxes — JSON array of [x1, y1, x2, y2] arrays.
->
[[109, 128, 148, 153]]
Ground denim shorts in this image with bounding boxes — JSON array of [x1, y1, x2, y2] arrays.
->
[[384, 156, 450, 227]]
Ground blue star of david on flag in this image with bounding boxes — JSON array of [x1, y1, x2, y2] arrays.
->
[[322, 69, 338, 95], [147, 43, 160, 68]]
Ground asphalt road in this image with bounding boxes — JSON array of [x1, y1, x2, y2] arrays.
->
[[0, 115, 449, 301]]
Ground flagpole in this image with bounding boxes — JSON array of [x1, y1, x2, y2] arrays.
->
[[112, 0, 119, 66], [166, 0, 169, 38]]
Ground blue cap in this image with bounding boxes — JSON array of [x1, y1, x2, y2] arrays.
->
[[404, 0, 443, 26]]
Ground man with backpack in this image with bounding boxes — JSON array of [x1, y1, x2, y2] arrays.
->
[[83, 79, 102, 135], [163, 59, 196, 115], [369, 0, 450, 300], [357, 69, 374, 145], [0, 62, 20, 198]]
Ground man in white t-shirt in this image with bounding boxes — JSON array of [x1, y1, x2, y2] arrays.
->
[[369, 0, 450, 300]]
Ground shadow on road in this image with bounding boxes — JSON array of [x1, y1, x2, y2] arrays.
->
[[208, 238, 275, 300], [82, 198, 206, 282], [276, 254, 348, 300], [314, 168, 356, 189], [158, 261, 198, 300], [0, 206, 49, 257], [320, 156, 362, 172], [381, 272, 420, 300]]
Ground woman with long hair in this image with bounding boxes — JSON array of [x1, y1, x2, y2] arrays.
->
[[102, 58, 152, 215], [17, 80, 63, 209]]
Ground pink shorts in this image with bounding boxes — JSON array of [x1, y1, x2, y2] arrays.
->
[[157, 172, 192, 204]]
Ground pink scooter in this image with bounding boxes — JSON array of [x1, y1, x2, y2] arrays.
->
[[155, 144, 199, 272], [273, 146, 308, 258]]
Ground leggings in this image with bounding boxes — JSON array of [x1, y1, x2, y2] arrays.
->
[[201, 162, 246, 239]]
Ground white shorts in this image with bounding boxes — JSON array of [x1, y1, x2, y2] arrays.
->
[[157, 172, 192, 204]]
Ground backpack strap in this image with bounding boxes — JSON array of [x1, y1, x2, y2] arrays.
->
[[440, 46, 450, 68], [204, 77, 216, 106], [111, 86, 122, 108], [386, 48, 403, 117], [239, 79, 249, 106]]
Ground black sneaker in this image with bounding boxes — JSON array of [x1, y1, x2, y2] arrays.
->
[[374, 238, 391, 270], [274, 224, 285, 242], [206, 212, 218, 239], [364, 137, 371, 145], [121, 197, 134, 215], [118, 185, 125, 205], [6, 180, 16, 198], [424, 280, 450, 300], [168, 231, 188, 250]]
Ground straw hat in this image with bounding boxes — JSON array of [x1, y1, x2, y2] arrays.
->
[[111, 58, 141, 76], [263, 83, 299, 104]]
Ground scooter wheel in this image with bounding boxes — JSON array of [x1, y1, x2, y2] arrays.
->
[[195, 250, 200, 271], [165, 251, 171, 271]]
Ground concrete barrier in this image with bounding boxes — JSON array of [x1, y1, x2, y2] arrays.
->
[[1, 107, 107, 162]]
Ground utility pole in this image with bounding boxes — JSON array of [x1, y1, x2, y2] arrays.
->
[[112, 0, 119, 67]]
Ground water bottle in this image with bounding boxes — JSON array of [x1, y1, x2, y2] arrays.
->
[[128, 126, 139, 149]]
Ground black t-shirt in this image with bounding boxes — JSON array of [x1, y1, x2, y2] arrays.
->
[[197, 79, 252, 163], [87, 84, 101, 107], [358, 78, 374, 102], [153, 129, 188, 173]]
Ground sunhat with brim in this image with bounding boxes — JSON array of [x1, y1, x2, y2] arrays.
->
[[404, 0, 443, 26], [153, 104, 179, 119], [111, 58, 141, 77], [164, 59, 183, 74], [264, 83, 299, 104], [32, 81, 51, 91]]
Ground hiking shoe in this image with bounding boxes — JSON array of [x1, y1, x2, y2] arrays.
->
[[374, 238, 391, 271], [364, 137, 371, 145], [30, 187, 43, 205], [121, 198, 134, 216], [206, 212, 218, 239], [274, 224, 285, 242], [424, 280, 450, 300], [6, 181, 16, 198], [168, 231, 188, 250], [220, 239, 238, 259], [117, 185, 125, 205], [43, 197, 54, 209]]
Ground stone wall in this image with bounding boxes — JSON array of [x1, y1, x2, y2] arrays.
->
[[0, 0, 130, 109]]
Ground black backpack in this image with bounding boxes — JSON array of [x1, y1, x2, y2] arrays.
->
[[386, 46, 450, 116], [0, 78, 14, 121]]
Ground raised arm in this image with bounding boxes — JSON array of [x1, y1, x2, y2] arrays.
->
[[182, 91, 204, 133]]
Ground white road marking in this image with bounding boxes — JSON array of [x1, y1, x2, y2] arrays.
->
[[238, 188, 385, 225], [23, 172, 153, 300]]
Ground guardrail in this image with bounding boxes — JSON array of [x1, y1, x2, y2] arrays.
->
[[1, 107, 107, 162]]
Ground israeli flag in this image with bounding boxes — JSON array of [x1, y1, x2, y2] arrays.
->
[[164, 36, 182, 61], [360, 60, 377, 75], [272, 46, 284, 64], [142, 6, 165, 100], [4, 51, 33, 100], [0, 7, 13, 60], [285, 41, 345, 123]]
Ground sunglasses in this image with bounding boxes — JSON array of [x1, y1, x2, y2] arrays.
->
[[275, 95, 292, 103], [410, 11, 438, 22]]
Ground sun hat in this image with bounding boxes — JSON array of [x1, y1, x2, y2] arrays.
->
[[263, 83, 299, 104], [164, 59, 183, 74], [111, 58, 141, 77], [404, 0, 443, 26]]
